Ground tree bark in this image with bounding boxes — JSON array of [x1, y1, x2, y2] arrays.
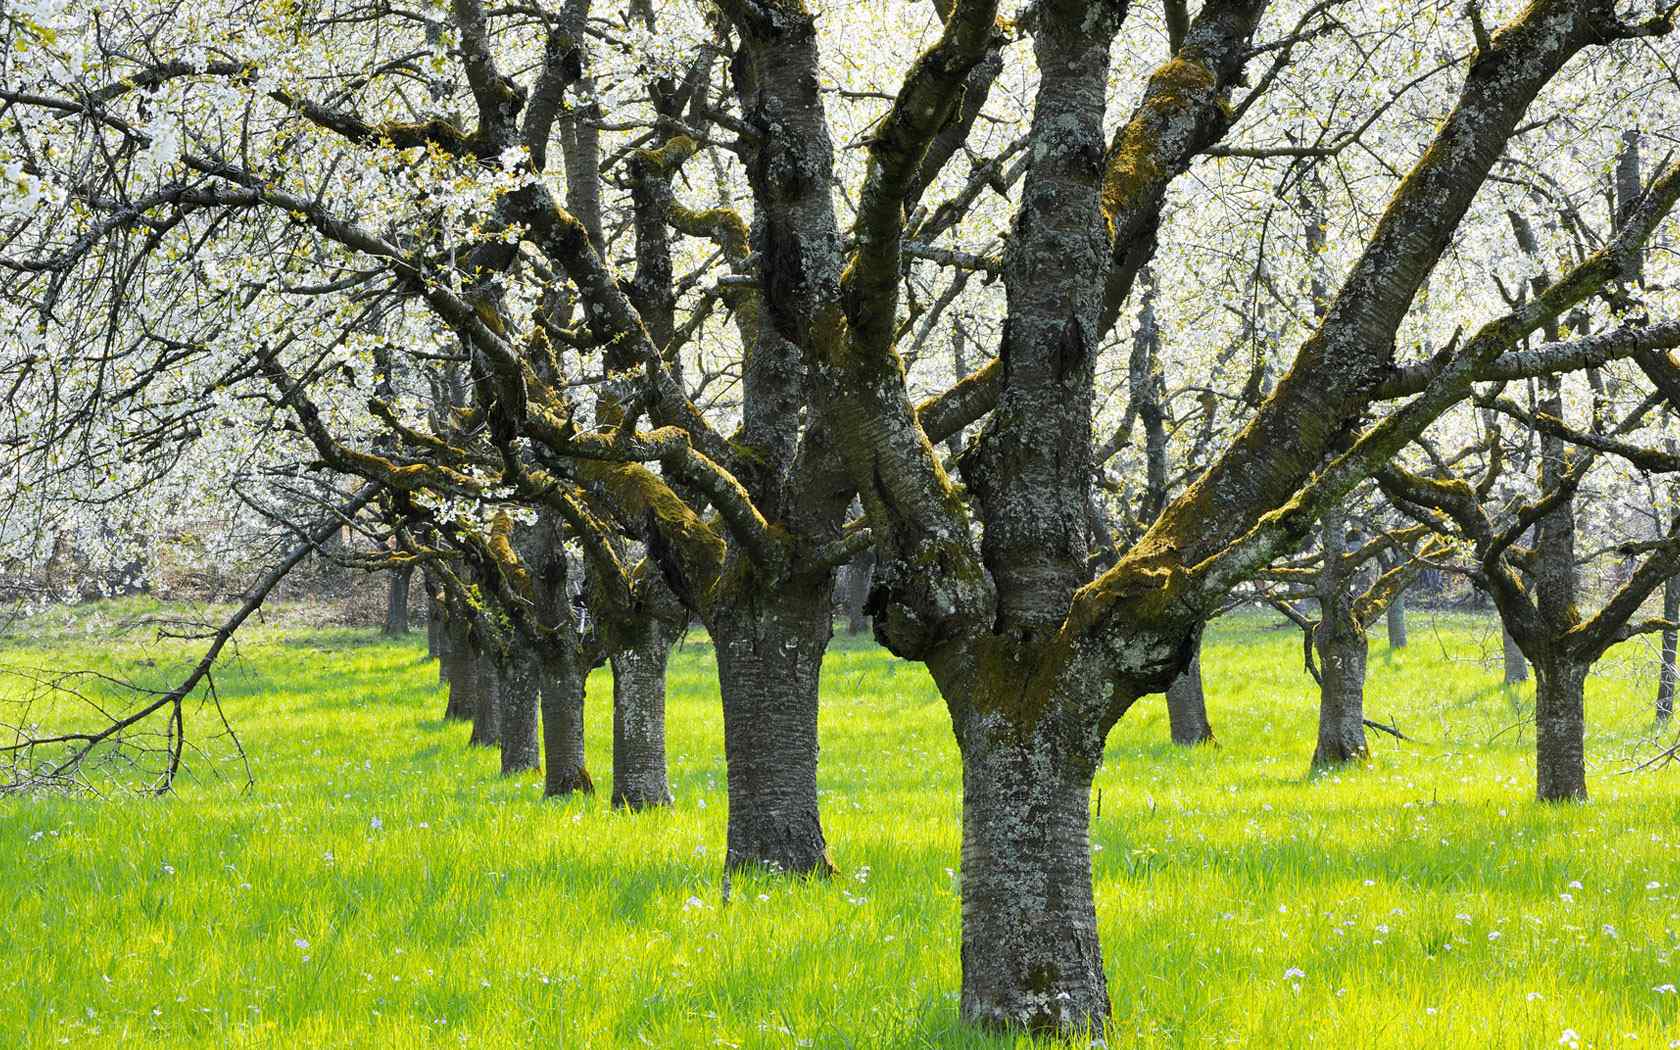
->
[[1502, 622, 1529, 684], [499, 641, 542, 775], [1313, 621, 1369, 769], [442, 615, 476, 721], [468, 639, 500, 748], [1531, 373, 1583, 800], [1534, 659, 1588, 801], [1165, 628, 1213, 745], [425, 578, 442, 660], [434, 592, 449, 684], [712, 583, 834, 875], [383, 565, 413, 635], [954, 704, 1107, 1032], [611, 620, 679, 809], [1312, 510, 1369, 769], [540, 652, 593, 796], [1658, 575, 1677, 724], [844, 548, 874, 636]]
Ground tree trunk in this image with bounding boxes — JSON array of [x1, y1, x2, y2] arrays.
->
[[1386, 590, 1408, 649], [508, 510, 594, 797], [315, 525, 349, 598], [468, 640, 500, 748], [1534, 659, 1588, 802], [1502, 622, 1529, 684], [610, 622, 679, 809], [435, 597, 449, 684], [1417, 566, 1443, 599], [922, 0, 1121, 1024], [499, 642, 542, 775], [711, 584, 834, 875], [1531, 374, 1582, 801], [426, 579, 442, 659], [1312, 510, 1369, 769], [844, 548, 874, 636], [1165, 629, 1213, 745], [383, 565, 412, 635], [955, 711, 1107, 1032], [442, 616, 476, 721], [1658, 576, 1677, 724], [1312, 621, 1369, 768], [540, 653, 593, 796]]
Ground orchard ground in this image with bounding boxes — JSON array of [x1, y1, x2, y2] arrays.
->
[[3, 603, 1680, 1048]]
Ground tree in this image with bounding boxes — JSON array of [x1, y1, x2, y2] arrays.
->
[[1380, 152, 1680, 801], [829, 0, 1677, 1027], [1378, 548, 1409, 650], [383, 565, 414, 635], [1264, 499, 1434, 769]]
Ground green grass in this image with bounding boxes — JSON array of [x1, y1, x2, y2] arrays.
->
[[3, 604, 1680, 1048]]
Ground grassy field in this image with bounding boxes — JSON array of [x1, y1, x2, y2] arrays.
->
[[2, 602, 1680, 1048]]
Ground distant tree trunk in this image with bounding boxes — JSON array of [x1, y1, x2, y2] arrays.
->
[[499, 641, 542, 775], [383, 565, 413, 635], [1659, 575, 1678, 724], [1491, 561, 1530, 684], [611, 620, 680, 808], [1312, 510, 1369, 769], [712, 578, 834, 875], [514, 511, 594, 797], [315, 525, 348, 597], [539, 651, 593, 796], [1386, 590, 1407, 649], [111, 555, 148, 596], [468, 639, 500, 748], [1416, 566, 1443, 600], [434, 588, 450, 684], [442, 614, 475, 720], [844, 548, 874, 635], [1502, 622, 1529, 684], [425, 577, 442, 659], [1165, 627, 1214, 745]]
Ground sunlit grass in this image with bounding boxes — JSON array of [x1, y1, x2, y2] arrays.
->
[[2, 605, 1679, 1047]]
